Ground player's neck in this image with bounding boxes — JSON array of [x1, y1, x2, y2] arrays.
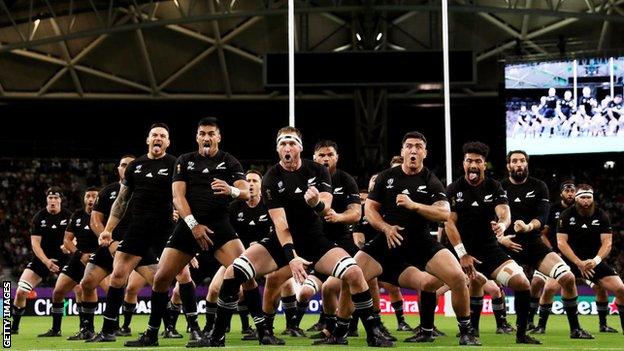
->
[[47, 206, 60, 214], [280, 158, 302, 171], [148, 151, 166, 160], [401, 164, 423, 175], [508, 176, 527, 185], [247, 196, 260, 207]]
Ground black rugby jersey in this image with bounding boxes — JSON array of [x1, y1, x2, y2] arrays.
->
[[173, 150, 245, 218], [446, 176, 508, 248], [324, 169, 360, 239], [67, 209, 98, 252], [368, 166, 447, 239], [31, 208, 72, 258], [501, 177, 550, 241], [559, 98, 574, 117], [558, 207, 611, 259], [93, 182, 131, 241], [123, 154, 177, 219], [229, 199, 272, 246], [262, 159, 332, 238], [354, 204, 379, 242], [545, 95, 558, 110]]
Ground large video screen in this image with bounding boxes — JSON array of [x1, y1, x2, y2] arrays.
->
[[504, 57, 624, 155]]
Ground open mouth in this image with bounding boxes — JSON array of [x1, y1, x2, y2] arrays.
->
[[284, 154, 291, 161], [468, 169, 479, 181], [153, 142, 163, 152], [410, 156, 416, 162]]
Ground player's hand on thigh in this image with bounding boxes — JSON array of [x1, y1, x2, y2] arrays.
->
[[460, 255, 481, 279], [382, 225, 404, 249], [498, 235, 522, 252], [289, 257, 311, 284], [192, 224, 214, 250]]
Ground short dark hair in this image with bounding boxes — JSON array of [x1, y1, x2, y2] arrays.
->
[[245, 169, 263, 179], [401, 131, 427, 146], [615, 94, 622, 99], [462, 141, 489, 159], [198, 117, 219, 129], [506, 150, 529, 163], [121, 154, 136, 160], [560, 179, 575, 192], [86, 186, 99, 193], [150, 122, 170, 133], [277, 126, 302, 140], [314, 140, 338, 153], [46, 186, 63, 197]]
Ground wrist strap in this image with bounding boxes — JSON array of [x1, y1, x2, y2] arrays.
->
[[283, 243, 296, 262], [184, 214, 198, 230], [313, 201, 325, 214], [593, 255, 602, 265], [230, 186, 241, 199], [454, 243, 467, 259]]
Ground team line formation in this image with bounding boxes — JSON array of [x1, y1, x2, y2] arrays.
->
[[10, 117, 624, 347]]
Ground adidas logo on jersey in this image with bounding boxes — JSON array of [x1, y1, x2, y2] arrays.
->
[[51, 224, 57, 229], [146, 172, 153, 178], [401, 189, 410, 194], [514, 197, 521, 202], [581, 224, 588, 229], [471, 201, 479, 207], [249, 220, 256, 226], [202, 168, 209, 173], [295, 187, 303, 193], [85, 225, 90, 230]]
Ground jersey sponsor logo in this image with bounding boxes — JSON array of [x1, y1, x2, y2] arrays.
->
[[386, 178, 394, 189], [237, 212, 245, 221], [514, 197, 521, 202], [76, 218, 81, 225], [202, 168, 209, 173], [484, 194, 493, 202], [216, 162, 227, 170], [456, 192, 464, 202], [278, 181, 285, 193], [401, 189, 410, 195], [249, 220, 256, 226], [158, 168, 169, 176], [60, 219, 68, 225], [40, 220, 46, 227], [471, 201, 479, 207], [295, 187, 303, 194], [525, 190, 535, 198], [146, 172, 153, 178], [187, 161, 195, 170], [110, 191, 117, 200], [307, 177, 317, 186], [134, 165, 143, 173], [259, 214, 268, 222], [417, 185, 427, 193], [569, 217, 576, 225], [333, 187, 344, 195], [591, 219, 600, 226]]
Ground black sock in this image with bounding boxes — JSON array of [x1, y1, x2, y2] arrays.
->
[[325, 314, 337, 334], [145, 290, 168, 337], [76, 302, 84, 329], [562, 296, 580, 331], [242, 287, 265, 332], [295, 301, 308, 327], [334, 317, 351, 338], [456, 315, 472, 336], [470, 296, 483, 333], [237, 301, 250, 330], [165, 301, 181, 330], [349, 315, 359, 333], [419, 291, 436, 336], [179, 282, 199, 331], [204, 301, 217, 332], [514, 290, 530, 337], [122, 302, 136, 329], [391, 300, 405, 324], [492, 297, 506, 328], [51, 302, 64, 332], [537, 303, 552, 329], [281, 295, 297, 328], [317, 312, 326, 327], [352, 289, 379, 339], [102, 286, 125, 334], [528, 297, 539, 326], [12, 305, 25, 331], [264, 312, 275, 334], [616, 304, 624, 331], [82, 302, 97, 331], [212, 278, 241, 338], [597, 301, 608, 327]]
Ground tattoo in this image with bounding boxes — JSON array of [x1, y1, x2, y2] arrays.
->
[[110, 185, 132, 221], [433, 200, 450, 211]]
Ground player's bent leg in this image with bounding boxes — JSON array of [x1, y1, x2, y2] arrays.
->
[[39, 273, 77, 337], [12, 269, 42, 333], [282, 277, 305, 336], [204, 266, 226, 334], [535, 278, 560, 333], [399, 268, 440, 343], [173, 266, 201, 339], [118, 270, 146, 336], [593, 284, 617, 332], [597, 275, 624, 333], [528, 272, 546, 330]]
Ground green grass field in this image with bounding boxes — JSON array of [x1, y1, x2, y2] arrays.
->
[[7, 314, 624, 350]]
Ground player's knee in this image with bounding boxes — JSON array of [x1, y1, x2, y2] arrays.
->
[[52, 289, 65, 303], [558, 272, 575, 289], [342, 265, 364, 286], [16, 280, 33, 299], [448, 271, 469, 291], [241, 279, 256, 290], [510, 275, 530, 290], [232, 256, 256, 284]]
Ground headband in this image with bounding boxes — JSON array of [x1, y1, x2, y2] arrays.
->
[[47, 190, 62, 197], [560, 183, 576, 192], [276, 134, 303, 149], [575, 188, 593, 198]]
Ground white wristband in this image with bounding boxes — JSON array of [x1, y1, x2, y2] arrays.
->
[[454, 243, 468, 259], [593, 255, 602, 265], [527, 222, 534, 231], [184, 214, 198, 230], [230, 186, 241, 199]]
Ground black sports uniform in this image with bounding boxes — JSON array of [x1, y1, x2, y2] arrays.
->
[[167, 150, 245, 255], [559, 98, 574, 118], [579, 96, 595, 116], [558, 207, 616, 283], [229, 199, 272, 248], [544, 202, 568, 253], [26, 208, 72, 278], [324, 169, 361, 256], [446, 177, 511, 277], [354, 207, 379, 243], [361, 166, 447, 286], [61, 209, 99, 283], [116, 153, 177, 263], [543, 94, 558, 118], [501, 177, 551, 268], [259, 159, 337, 267], [88, 182, 133, 272]]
